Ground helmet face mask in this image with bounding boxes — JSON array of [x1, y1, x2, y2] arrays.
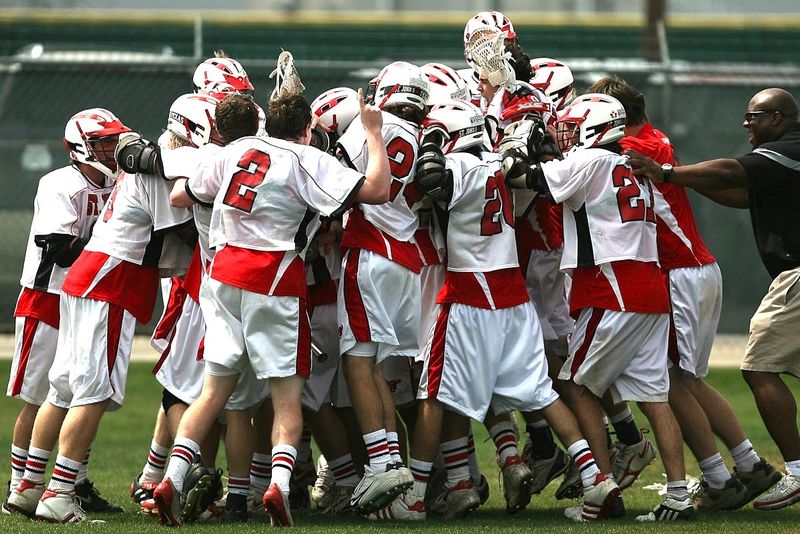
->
[[311, 87, 360, 138], [529, 58, 576, 112], [63, 108, 130, 177], [556, 93, 626, 153]]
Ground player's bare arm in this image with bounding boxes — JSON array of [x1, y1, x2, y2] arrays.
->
[[169, 178, 194, 208], [354, 88, 391, 204], [626, 149, 749, 190]]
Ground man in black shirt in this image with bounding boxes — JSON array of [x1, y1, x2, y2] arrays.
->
[[628, 87, 800, 511]]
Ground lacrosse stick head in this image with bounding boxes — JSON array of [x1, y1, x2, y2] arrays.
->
[[269, 50, 306, 101], [465, 26, 516, 91]]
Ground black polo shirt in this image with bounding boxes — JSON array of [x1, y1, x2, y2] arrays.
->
[[736, 123, 800, 278]]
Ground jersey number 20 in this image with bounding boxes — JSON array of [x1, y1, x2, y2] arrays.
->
[[223, 149, 272, 213], [481, 170, 515, 236]]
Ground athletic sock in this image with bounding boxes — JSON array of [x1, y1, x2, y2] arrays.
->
[[610, 407, 641, 446], [667, 479, 689, 501], [441, 437, 470, 488], [164, 437, 200, 493], [785, 460, 800, 477], [567, 439, 601, 489], [141, 440, 170, 483], [467, 430, 482, 485], [698, 453, 731, 489], [362, 429, 391, 470], [730, 439, 760, 473], [22, 446, 50, 485], [526, 420, 557, 460], [48, 455, 81, 493], [602, 416, 613, 448], [76, 446, 90, 484], [227, 472, 250, 497], [409, 458, 433, 499], [328, 453, 359, 488], [386, 431, 403, 465], [10, 444, 27, 488], [271, 444, 297, 495], [489, 421, 519, 466], [250, 452, 272, 496]]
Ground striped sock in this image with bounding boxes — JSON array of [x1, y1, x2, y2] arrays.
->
[[386, 431, 403, 464], [667, 479, 689, 501], [489, 422, 518, 466], [141, 440, 170, 483], [76, 447, 90, 484], [250, 453, 272, 495], [409, 458, 433, 499], [227, 472, 250, 496], [699, 453, 731, 490], [567, 439, 601, 489], [467, 430, 482, 485], [271, 444, 297, 494], [164, 437, 199, 493], [441, 437, 471, 488], [730, 439, 759, 473], [48, 455, 81, 493], [363, 429, 391, 470], [328, 453, 359, 488], [10, 444, 27, 488], [22, 446, 50, 485]]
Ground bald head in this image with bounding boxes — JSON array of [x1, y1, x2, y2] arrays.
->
[[750, 88, 798, 120]]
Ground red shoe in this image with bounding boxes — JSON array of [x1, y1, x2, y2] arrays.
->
[[153, 478, 183, 527], [263, 483, 293, 527]]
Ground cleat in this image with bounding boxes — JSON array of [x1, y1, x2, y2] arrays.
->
[[263, 483, 294, 527], [753, 473, 800, 511], [130, 473, 158, 507], [367, 492, 426, 521], [350, 463, 412, 514], [139, 498, 158, 515], [394, 463, 414, 487], [75, 479, 123, 513], [500, 455, 534, 514], [247, 487, 264, 513], [34, 490, 87, 523], [735, 457, 783, 507], [2, 480, 9, 515], [221, 493, 248, 523], [289, 485, 310, 511], [528, 446, 570, 495], [611, 431, 657, 490], [635, 496, 695, 521], [197, 495, 225, 522], [5, 479, 44, 517], [423, 466, 447, 509], [318, 484, 355, 515], [555, 460, 583, 500], [310, 455, 334, 509], [475, 474, 490, 506], [428, 479, 480, 519], [692, 476, 747, 511], [577, 473, 622, 521], [181, 467, 216, 523], [153, 477, 184, 527]]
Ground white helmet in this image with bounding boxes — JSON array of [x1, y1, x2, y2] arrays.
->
[[375, 62, 429, 111], [530, 58, 576, 111], [192, 57, 253, 93], [423, 100, 484, 154], [556, 93, 626, 153], [463, 11, 516, 48], [421, 63, 469, 106], [311, 87, 360, 137], [198, 80, 239, 101], [63, 108, 130, 177], [167, 93, 223, 147]]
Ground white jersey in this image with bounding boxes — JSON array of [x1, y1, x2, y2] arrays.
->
[[446, 152, 518, 272], [19, 165, 114, 293], [540, 148, 659, 270], [188, 136, 364, 253], [85, 171, 193, 270], [337, 112, 422, 241]]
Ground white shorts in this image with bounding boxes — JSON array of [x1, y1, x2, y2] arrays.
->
[[525, 247, 573, 343], [338, 249, 420, 363], [418, 301, 559, 421], [200, 278, 311, 380], [205, 360, 270, 411], [154, 294, 206, 405], [48, 295, 136, 411], [7, 316, 59, 405], [418, 263, 445, 361], [560, 309, 670, 403], [379, 356, 416, 408], [668, 263, 722, 378], [150, 276, 184, 354], [303, 302, 340, 412]]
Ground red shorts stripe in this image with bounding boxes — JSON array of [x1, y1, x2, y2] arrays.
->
[[11, 317, 39, 396], [295, 299, 312, 379], [343, 249, 371, 342], [106, 303, 124, 376], [570, 308, 605, 377], [426, 304, 451, 399]]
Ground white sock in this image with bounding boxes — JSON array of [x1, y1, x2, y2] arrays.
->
[[730, 439, 760, 473], [10, 444, 27, 488], [666, 479, 689, 501], [698, 453, 731, 490], [164, 437, 199, 493], [141, 440, 170, 483], [271, 444, 297, 495], [22, 446, 51, 485], [76, 447, 91, 484], [386, 431, 403, 464]]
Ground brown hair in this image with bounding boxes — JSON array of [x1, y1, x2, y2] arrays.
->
[[266, 93, 312, 140], [505, 39, 531, 82], [586, 76, 648, 126], [384, 104, 426, 126], [216, 93, 259, 144]]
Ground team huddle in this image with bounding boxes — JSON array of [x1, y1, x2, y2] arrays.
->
[[3, 9, 795, 527]]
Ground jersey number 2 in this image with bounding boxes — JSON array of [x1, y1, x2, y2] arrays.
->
[[612, 165, 655, 224], [223, 149, 271, 213]]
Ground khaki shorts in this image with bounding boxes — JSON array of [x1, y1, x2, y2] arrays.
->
[[741, 266, 800, 376]]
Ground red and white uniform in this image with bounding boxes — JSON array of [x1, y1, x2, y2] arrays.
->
[[417, 152, 558, 421], [188, 135, 363, 381], [483, 83, 554, 150], [621, 124, 721, 377], [48, 170, 193, 410], [7, 166, 113, 405], [540, 148, 671, 403], [415, 202, 446, 359], [337, 113, 423, 362]]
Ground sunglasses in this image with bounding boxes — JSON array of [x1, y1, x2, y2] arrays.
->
[[743, 110, 779, 122]]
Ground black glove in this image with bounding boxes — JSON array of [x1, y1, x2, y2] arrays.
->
[[414, 143, 453, 203], [115, 132, 164, 178]]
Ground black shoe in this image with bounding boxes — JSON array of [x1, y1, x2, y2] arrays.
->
[[222, 493, 248, 523], [289, 486, 310, 511], [2, 480, 10, 515], [75, 479, 124, 513], [608, 494, 626, 518]]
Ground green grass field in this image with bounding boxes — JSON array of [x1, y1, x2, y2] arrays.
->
[[1, 360, 799, 532]]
